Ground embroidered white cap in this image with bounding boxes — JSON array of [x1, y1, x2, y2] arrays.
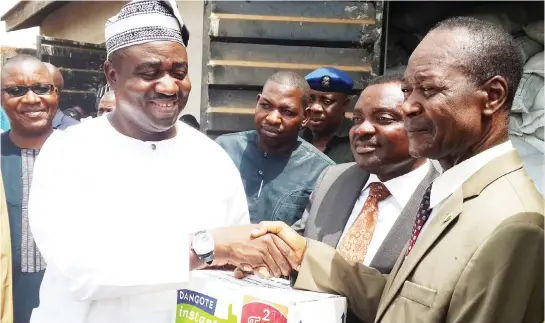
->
[[105, 0, 189, 59]]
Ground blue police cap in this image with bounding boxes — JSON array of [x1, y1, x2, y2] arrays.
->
[[305, 67, 354, 94]]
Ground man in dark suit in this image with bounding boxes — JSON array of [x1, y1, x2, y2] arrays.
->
[[294, 73, 438, 271], [292, 74, 439, 323]]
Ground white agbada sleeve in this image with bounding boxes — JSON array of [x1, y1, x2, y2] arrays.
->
[[28, 132, 192, 301], [224, 157, 251, 226]]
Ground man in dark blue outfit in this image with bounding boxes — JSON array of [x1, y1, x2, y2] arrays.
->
[[1, 55, 58, 323]]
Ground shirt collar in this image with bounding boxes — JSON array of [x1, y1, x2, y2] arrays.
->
[[364, 161, 431, 209], [429, 141, 515, 209], [103, 116, 185, 147]]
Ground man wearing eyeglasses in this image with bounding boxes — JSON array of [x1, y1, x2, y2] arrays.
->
[[0, 54, 59, 323]]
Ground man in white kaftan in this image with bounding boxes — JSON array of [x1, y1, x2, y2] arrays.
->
[[27, 1, 297, 322], [29, 118, 248, 322]]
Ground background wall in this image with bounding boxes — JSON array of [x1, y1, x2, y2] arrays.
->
[[40, 1, 125, 44], [38, 0, 205, 122], [178, 0, 205, 123]]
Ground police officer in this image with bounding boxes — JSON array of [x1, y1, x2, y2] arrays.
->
[[300, 67, 355, 163]]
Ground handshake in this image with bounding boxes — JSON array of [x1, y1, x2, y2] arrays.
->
[[207, 221, 308, 279]]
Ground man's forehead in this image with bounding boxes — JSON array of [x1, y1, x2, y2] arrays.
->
[[261, 83, 303, 106], [309, 88, 346, 98], [357, 83, 403, 111], [2, 62, 51, 83], [405, 28, 470, 81], [122, 42, 188, 66]]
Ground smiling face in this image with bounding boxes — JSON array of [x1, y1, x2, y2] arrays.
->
[[1, 59, 58, 136], [104, 41, 191, 133], [400, 28, 487, 160], [350, 82, 415, 174], [254, 81, 306, 150]]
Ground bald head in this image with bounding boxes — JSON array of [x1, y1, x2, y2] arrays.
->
[[265, 71, 311, 107], [1, 54, 58, 137], [44, 62, 64, 91], [428, 17, 523, 109], [1, 54, 48, 83], [97, 90, 116, 116]]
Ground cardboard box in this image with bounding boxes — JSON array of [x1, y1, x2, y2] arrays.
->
[[175, 270, 347, 323]]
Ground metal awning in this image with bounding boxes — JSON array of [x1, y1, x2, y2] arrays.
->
[[1, 1, 66, 32]]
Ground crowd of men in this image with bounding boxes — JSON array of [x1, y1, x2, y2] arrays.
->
[[0, 1, 543, 323]]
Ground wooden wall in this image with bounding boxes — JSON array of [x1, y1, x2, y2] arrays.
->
[[201, 1, 386, 138], [37, 36, 107, 116]]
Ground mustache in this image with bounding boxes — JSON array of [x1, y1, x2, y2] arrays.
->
[[261, 124, 281, 133], [147, 93, 178, 101], [20, 104, 47, 112], [353, 133, 378, 145]]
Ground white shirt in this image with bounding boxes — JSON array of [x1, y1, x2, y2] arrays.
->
[[424, 141, 515, 232], [28, 117, 249, 323], [338, 161, 430, 265]]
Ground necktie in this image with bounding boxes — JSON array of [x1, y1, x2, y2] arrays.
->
[[406, 184, 433, 256], [338, 182, 391, 263]]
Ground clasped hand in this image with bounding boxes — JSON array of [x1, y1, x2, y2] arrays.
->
[[211, 222, 307, 278]]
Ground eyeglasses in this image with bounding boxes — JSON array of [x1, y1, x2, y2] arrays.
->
[[0, 84, 55, 97]]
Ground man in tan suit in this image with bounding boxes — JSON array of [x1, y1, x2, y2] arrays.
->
[[246, 17, 544, 323], [0, 172, 13, 323]]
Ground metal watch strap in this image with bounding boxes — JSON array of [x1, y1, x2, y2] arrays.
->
[[200, 250, 214, 265]]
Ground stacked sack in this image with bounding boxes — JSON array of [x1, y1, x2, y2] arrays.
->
[[470, 7, 544, 194], [384, 3, 544, 194], [510, 21, 544, 195], [474, 6, 544, 194]]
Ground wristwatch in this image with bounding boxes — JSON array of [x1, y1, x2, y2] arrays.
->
[[191, 230, 215, 265]]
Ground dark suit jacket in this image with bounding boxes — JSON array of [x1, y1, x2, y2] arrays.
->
[[293, 162, 439, 274], [291, 162, 439, 323]]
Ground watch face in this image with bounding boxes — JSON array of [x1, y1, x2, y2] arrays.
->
[[193, 232, 214, 255]]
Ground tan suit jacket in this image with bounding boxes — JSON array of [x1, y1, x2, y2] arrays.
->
[[294, 151, 544, 323], [0, 172, 13, 323]]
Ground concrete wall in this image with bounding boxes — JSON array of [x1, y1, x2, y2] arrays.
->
[[40, 1, 125, 44], [177, 0, 205, 123], [39, 0, 205, 122]]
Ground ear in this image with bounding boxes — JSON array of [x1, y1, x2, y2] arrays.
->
[[104, 60, 118, 91], [301, 107, 310, 129], [256, 93, 262, 103], [480, 75, 508, 116]]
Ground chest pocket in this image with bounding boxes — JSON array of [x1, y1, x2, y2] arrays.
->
[[272, 188, 310, 226], [399, 280, 437, 308]]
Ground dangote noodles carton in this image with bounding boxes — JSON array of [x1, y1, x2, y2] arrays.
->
[[174, 270, 347, 323]]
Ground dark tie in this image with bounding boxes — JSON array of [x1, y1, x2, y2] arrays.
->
[[406, 184, 433, 256]]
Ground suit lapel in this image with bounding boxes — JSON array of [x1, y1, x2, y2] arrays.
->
[[370, 164, 439, 274], [377, 188, 463, 319], [376, 151, 525, 321], [318, 165, 370, 247]]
